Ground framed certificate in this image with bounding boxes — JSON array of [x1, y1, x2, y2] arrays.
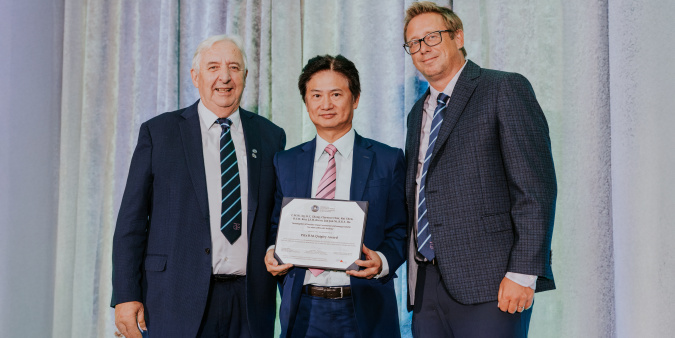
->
[[274, 197, 368, 271]]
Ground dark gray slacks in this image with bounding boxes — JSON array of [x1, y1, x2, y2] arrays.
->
[[196, 277, 251, 338], [412, 263, 532, 338]]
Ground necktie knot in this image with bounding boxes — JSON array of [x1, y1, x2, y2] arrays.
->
[[325, 144, 337, 157], [437, 92, 450, 106], [216, 118, 232, 131]]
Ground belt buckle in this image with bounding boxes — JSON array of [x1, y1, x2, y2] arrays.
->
[[340, 287, 343, 298]]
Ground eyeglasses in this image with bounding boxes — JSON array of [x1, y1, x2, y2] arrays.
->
[[403, 30, 452, 55]]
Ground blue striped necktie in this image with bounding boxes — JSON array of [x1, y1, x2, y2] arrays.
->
[[217, 118, 242, 244], [417, 92, 450, 261]]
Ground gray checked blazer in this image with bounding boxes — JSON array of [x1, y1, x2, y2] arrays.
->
[[405, 60, 557, 307]]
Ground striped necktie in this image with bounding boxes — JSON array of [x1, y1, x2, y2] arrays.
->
[[417, 92, 450, 261], [217, 118, 242, 244], [315, 144, 338, 200], [309, 144, 338, 276]]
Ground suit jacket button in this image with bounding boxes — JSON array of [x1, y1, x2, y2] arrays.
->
[[205, 248, 211, 255]]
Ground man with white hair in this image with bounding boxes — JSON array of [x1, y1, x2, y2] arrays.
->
[[112, 34, 286, 338]]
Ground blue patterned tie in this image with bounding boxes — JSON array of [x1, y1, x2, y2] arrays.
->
[[217, 118, 242, 244], [417, 93, 450, 261]]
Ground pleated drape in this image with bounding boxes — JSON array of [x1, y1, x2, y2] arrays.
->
[[51, 1, 675, 337]]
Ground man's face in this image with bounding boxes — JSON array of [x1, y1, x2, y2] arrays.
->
[[304, 70, 359, 136], [191, 40, 247, 117], [406, 12, 464, 87]]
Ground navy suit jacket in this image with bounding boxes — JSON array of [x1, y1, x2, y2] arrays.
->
[[112, 100, 286, 337], [405, 60, 557, 306], [270, 133, 407, 338]]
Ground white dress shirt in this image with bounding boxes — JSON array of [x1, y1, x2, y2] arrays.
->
[[413, 61, 536, 290], [303, 128, 389, 286], [198, 101, 249, 275]]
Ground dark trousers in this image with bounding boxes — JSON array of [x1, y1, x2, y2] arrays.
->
[[290, 293, 359, 338], [196, 276, 250, 338], [412, 263, 532, 338]]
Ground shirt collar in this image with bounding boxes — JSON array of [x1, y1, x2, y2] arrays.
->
[[314, 128, 355, 161], [197, 100, 241, 131], [429, 59, 468, 101]]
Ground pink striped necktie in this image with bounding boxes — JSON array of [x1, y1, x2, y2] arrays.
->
[[309, 144, 338, 276]]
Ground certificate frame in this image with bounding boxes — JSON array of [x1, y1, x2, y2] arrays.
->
[[274, 197, 368, 271]]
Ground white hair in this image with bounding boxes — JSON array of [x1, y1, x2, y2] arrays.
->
[[191, 34, 248, 72]]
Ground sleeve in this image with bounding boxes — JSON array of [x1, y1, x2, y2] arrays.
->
[[497, 74, 557, 280], [266, 128, 286, 249], [268, 152, 284, 248], [374, 149, 408, 280], [111, 122, 154, 306]]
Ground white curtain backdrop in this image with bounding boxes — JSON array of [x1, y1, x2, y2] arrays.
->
[[1, 0, 674, 337]]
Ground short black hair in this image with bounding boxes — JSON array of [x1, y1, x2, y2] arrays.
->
[[298, 54, 361, 102]]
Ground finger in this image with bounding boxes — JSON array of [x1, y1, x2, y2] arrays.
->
[[498, 293, 511, 312], [507, 299, 519, 314], [268, 263, 292, 275], [120, 321, 142, 338], [525, 295, 534, 310], [498, 281, 504, 300], [125, 322, 142, 338], [516, 299, 527, 313], [353, 259, 375, 268], [497, 283, 504, 310], [117, 322, 129, 338], [265, 251, 278, 266], [498, 299, 510, 312], [347, 268, 376, 278], [362, 244, 374, 259], [277, 263, 293, 271], [137, 305, 146, 331]]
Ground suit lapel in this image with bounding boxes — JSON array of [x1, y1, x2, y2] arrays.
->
[[179, 101, 209, 219], [350, 133, 373, 201], [239, 108, 261, 240], [430, 60, 480, 164], [297, 139, 315, 198]]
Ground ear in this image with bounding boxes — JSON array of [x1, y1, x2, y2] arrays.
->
[[352, 94, 360, 110], [454, 29, 464, 50], [190, 68, 199, 88]]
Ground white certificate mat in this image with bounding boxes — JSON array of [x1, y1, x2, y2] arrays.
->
[[274, 197, 368, 271]]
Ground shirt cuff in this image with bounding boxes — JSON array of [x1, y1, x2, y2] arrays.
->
[[373, 251, 389, 279], [505, 272, 537, 290], [267, 245, 275, 252]]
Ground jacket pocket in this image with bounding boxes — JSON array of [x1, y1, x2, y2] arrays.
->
[[144, 254, 167, 272], [481, 212, 513, 233]]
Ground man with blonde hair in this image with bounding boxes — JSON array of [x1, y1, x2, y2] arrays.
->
[[112, 34, 285, 338], [402, 2, 557, 337]]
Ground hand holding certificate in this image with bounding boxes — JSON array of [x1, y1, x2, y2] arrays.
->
[[273, 197, 368, 271]]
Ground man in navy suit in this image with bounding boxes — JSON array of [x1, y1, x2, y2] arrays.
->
[[264, 55, 407, 338], [402, 2, 557, 337], [112, 35, 285, 338]]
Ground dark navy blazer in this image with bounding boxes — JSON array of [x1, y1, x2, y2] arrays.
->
[[112, 100, 286, 337], [270, 133, 407, 338], [405, 60, 557, 306]]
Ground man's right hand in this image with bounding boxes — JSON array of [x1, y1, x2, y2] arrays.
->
[[114, 301, 146, 338], [265, 249, 293, 276]]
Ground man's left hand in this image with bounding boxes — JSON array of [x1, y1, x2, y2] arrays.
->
[[498, 277, 534, 314], [346, 244, 382, 279]]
